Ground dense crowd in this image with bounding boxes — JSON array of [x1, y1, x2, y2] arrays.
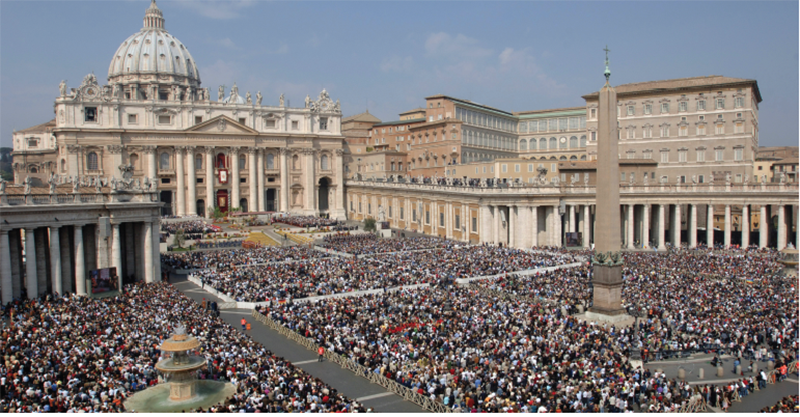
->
[[161, 246, 322, 270], [760, 395, 798, 413], [161, 220, 218, 235], [263, 286, 700, 412], [320, 234, 457, 255], [192, 245, 578, 302], [274, 216, 339, 228], [476, 265, 592, 307], [0, 283, 362, 412]]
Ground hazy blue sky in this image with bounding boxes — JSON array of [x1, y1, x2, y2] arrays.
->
[[2, 1, 797, 147]]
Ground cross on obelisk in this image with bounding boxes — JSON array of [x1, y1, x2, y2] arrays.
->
[[588, 46, 629, 322]]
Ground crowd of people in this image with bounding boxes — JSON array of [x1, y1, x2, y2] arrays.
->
[[161, 246, 322, 270], [192, 240, 244, 250], [273, 216, 340, 228], [191, 245, 578, 302], [760, 395, 798, 413], [320, 234, 457, 255], [160, 220, 221, 240], [0, 283, 362, 412]]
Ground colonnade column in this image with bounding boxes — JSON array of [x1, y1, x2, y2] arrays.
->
[[175, 147, 186, 216], [0, 231, 12, 304], [186, 146, 197, 215], [509, 206, 516, 248], [334, 149, 346, 219], [724, 205, 732, 248], [741, 205, 749, 248], [111, 223, 122, 289], [9, 230, 21, 298], [657, 204, 666, 251], [24, 228, 38, 298], [553, 205, 562, 247], [205, 147, 215, 216], [531, 206, 539, 248], [145, 146, 157, 181], [305, 149, 316, 214], [707, 204, 715, 248], [152, 219, 161, 283], [59, 229, 72, 294], [493, 206, 500, 245], [231, 147, 241, 211], [759, 206, 768, 248], [777, 205, 786, 250], [626, 204, 635, 249], [74, 225, 86, 296], [642, 204, 650, 249], [445, 202, 454, 240], [569, 205, 576, 233], [248, 148, 257, 211], [673, 204, 682, 247], [582, 205, 591, 248], [50, 227, 62, 296], [144, 221, 154, 283], [279, 148, 289, 212], [257, 149, 265, 212], [689, 204, 697, 248]]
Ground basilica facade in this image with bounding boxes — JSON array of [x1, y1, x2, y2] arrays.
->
[[12, 1, 346, 219]]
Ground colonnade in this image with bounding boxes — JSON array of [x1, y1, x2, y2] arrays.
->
[[0, 220, 161, 303]]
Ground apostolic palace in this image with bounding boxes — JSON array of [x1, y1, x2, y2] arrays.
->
[[3, 1, 798, 303]]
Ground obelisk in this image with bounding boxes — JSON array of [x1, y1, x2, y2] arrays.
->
[[588, 46, 628, 321]]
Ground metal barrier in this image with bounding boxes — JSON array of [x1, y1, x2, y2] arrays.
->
[[251, 309, 453, 413]]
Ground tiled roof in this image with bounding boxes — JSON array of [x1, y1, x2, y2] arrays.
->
[[583, 75, 761, 102], [16, 119, 56, 134], [342, 111, 381, 123]]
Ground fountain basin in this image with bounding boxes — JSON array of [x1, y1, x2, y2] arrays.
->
[[124, 379, 236, 413]]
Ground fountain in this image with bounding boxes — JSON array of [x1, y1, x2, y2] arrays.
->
[[778, 243, 798, 277], [124, 324, 235, 412]]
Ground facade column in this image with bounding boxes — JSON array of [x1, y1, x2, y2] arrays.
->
[[626, 204, 635, 249], [673, 204, 682, 247], [74, 225, 86, 295], [231, 147, 241, 211], [111, 223, 122, 289], [175, 147, 186, 216], [493, 206, 500, 245], [777, 205, 786, 249], [59, 227, 72, 294], [205, 147, 215, 215], [642, 204, 650, 248], [50, 227, 62, 296], [152, 218, 161, 283], [569, 205, 576, 233], [553, 205, 562, 247], [0, 231, 12, 304], [25, 228, 38, 298], [186, 146, 196, 215], [257, 149, 266, 212], [657, 204, 666, 251], [446, 202, 454, 239], [707, 204, 715, 248], [248, 148, 258, 211], [509, 206, 516, 248], [144, 221, 154, 283], [531, 206, 539, 248], [334, 149, 346, 219], [724, 205, 732, 248], [145, 146, 157, 181], [9, 230, 22, 298], [689, 204, 697, 248], [741, 205, 750, 248], [280, 148, 290, 212], [582, 205, 591, 248], [759, 206, 768, 249], [305, 149, 317, 215]]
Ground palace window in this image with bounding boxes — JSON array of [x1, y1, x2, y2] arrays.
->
[[679, 125, 688, 137], [661, 103, 669, 113], [195, 154, 203, 170], [679, 102, 688, 112], [267, 153, 275, 169], [644, 104, 652, 115], [696, 150, 705, 162], [85, 107, 97, 122], [697, 125, 706, 136], [735, 97, 744, 108], [239, 154, 246, 169], [734, 148, 744, 161], [627, 105, 635, 116], [715, 124, 724, 135], [195, 116, 202, 125], [716, 149, 724, 161], [660, 151, 669, 163], [697, 100, 706, 111], [158, 115, 171, 124], [734, 123, 744, 134], [661, 125, 669, 137], [319, 117, 328, 130], [87, 152, 99, 170], [160, 152, 170, 170], [320, 154, 329, 170], [128, 114, 138, 124], [678, 149, 687, 162], [716, 98, 725, 109]]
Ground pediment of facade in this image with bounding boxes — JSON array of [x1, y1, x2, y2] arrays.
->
[[185, 115, 258, 135]]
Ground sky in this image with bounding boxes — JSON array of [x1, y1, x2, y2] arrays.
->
[[1, 1, 798, 148]]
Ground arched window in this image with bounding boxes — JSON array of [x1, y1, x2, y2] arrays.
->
[[87, 152, 99, 170], [266, 153, 275, 170], [570, 155, 578, 161], [559, 156, 567, 161], [539, 138, 546, 150], [320, 154, 329, 170], [239, 154, 246, 170], [580, 135, 587, 148], [130, 154, 139, 170], [292, 155, 299, 170], [60, 158, 67, 173], [569, 136, 578, 148], [160, 152, 170, 170], [216, 153, 226, 169], [519, 139, 527, 151], [29, 166, 38, 173], [549, 137, 557, 149], [580, 155, 587, 161]]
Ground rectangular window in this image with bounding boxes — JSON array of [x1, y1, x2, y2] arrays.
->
[[644, 104, 652, 115], [590, 108, 597, 119], [643, 151, 652, 160], [591, 132, 597, 141], [158, 115, 171, 124], [501, 164, 507, 173], [716, 149, 724, 161], [85, 107, 97, 122], [400, 207, 404, 220], [548, 118, 557, 130], [388, 206, 393, 218], [697, 125, 706, 136], [350, 201, 353, 211], [439, 213, 444, 227], [735, 174, 742, 183], [514, 164, 520, 173], [266, 120, 276, 128], [679, 126, 688, 137], [678, 150, 687, 162], [716, 98, 725, 109], [412, 209, 417, 222], [368, 204, 371, 214], [621, 172, 626, 182], [627, 152, 635, 159], [569, 117, 578, 129], [472, 216, 477, 233], [551, 163, 556, 172], [696, 150, 705, 162], [661, 125, 669, 137], [128, 114, 138, 124], [679, 102, 688, 112], [661, 103, 669, 113], [194, 115, 202, 125], [643, 126, 652, 138], [558, 118, 568, 130], [715, 124, 724, 135], [528, 164, 533, 172], [238, 118, 246, 125], [627, 105, 635, 116], [454, 214, 460, 230], [661, 151, 669, 163], [734, 123, 744, 134], [734, 148, 743, 161], [697, 100, 706, 111], [735, 97, 744, 108], [426, 210, 430, 225], [627, 129, 634, 139], [319, 117, 328, 130]]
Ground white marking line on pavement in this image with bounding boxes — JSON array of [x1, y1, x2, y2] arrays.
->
[[787, 378, 798, 383], [292, 359, 320, 365], [356, 392, 396, 402]]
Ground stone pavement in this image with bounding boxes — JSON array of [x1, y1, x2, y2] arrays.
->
[[170, 273, 424, 413]]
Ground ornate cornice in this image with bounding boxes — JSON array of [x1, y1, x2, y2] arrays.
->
[[106, 144, 124, 155]]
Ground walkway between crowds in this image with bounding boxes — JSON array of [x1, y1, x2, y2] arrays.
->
[[171, 274, 423, 413]]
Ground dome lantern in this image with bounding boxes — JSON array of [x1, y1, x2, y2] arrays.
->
[[143, 0, 165, 30]]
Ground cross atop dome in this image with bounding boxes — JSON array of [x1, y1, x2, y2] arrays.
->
[[143, 0, 165, 30]]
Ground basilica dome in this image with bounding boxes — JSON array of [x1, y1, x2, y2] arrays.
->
[[107, 1, 200, 87]]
